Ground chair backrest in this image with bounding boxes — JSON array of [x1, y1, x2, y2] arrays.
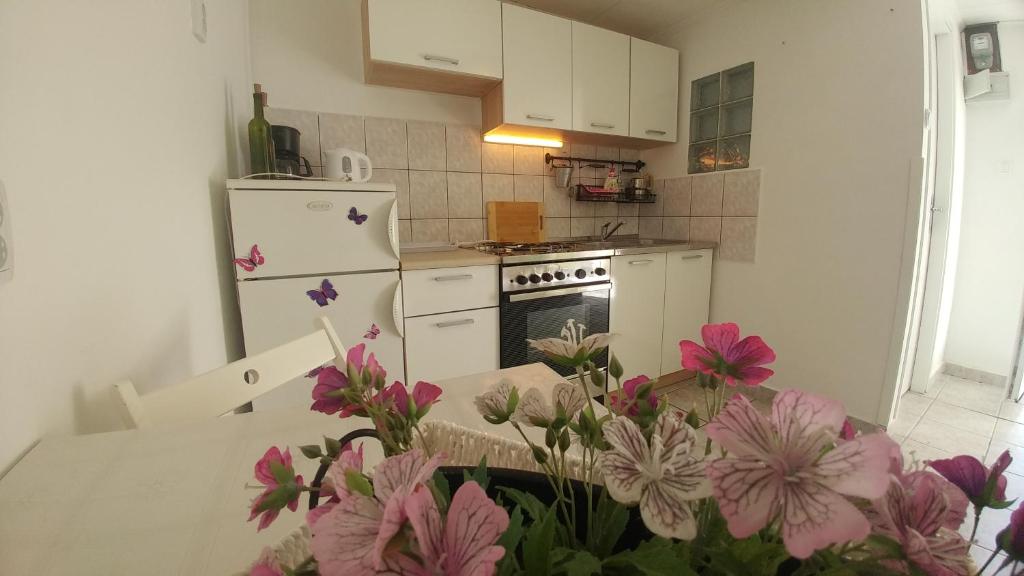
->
[[113, 317, 347, 428]]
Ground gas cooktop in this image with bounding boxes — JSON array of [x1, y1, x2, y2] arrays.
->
[[469, 241, 613, 264]]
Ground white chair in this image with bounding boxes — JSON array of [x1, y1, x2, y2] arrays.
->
[[113, 317, 348, 429]]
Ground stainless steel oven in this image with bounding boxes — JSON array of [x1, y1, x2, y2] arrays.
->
[[499, 258, 611, 378]]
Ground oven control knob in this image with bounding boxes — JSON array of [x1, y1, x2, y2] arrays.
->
[[541, 272, 554, 282], [515, 275, 529, 285], [554, 271, 566, 281], [529, 274, 542, 284], [594, 267, 607, 276], [574, 269, 588, 279]]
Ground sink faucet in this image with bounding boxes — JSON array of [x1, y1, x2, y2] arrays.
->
[[600, 221, 626, 240]]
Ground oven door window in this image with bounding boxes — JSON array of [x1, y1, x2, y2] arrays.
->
[[501, 286, 610, 378]]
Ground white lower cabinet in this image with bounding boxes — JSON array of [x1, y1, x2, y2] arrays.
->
[[660, 249, 713, 375], [405, 307, 499, 383], [610, 254, 668, 380]]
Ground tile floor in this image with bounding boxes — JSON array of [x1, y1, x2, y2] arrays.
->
[[658, 373, 1024, 572]]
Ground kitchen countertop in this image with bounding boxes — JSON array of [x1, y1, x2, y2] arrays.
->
[[607, 239, 716, 256], [400, 247, 501, 270]]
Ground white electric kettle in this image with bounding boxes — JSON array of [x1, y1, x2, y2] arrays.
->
[[325, 148, 373, 182]]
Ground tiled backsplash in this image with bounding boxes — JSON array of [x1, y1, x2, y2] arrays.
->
[[265, 107, 761, 261]]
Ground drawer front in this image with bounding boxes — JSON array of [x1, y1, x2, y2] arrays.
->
[[402, 264, 498, 317], [405, 307, 500, 383]]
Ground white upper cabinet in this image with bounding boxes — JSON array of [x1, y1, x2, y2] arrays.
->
[[363, 0, 502, 96], [629, 37, 679, 142], [500, 4, 573, 130], [572, 22, 630, 137]]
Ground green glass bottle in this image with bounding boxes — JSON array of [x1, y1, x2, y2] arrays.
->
[[248, 83, 275, 177]]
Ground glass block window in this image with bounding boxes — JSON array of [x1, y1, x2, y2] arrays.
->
[[688, 62, 754, 173]]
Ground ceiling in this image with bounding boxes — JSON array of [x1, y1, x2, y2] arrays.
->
[[506, 0, 723, 40], [956, 0, 1024, 24]]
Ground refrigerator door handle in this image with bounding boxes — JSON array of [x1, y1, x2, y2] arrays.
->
[[392, 279, 405, 337], [387, 199, 401, 260]]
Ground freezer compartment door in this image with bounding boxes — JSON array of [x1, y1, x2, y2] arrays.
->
[[238, 271, 405, 411], [229, 188, 399, 279]]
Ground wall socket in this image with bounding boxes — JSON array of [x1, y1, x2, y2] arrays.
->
[[0, 180, 13, 285]]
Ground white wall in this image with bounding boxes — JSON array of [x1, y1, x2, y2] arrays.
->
[[644, 0, 925, 423], [248, 0, 481, 125], [944, 22, 1024, 378], [0, 0, 252, 472]]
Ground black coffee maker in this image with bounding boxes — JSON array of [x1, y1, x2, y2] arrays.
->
[[271, 125, 313, 177]]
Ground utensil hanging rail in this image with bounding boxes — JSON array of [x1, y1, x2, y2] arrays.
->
[[544, 153, 645, 172]]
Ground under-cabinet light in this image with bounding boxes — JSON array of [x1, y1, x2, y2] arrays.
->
[[483, 134, 563, 148]]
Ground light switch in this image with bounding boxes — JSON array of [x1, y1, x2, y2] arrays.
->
[[191, 0, 207, 43], [0, 180, 12, 285]]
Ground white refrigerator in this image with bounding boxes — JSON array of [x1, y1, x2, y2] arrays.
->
[[227, 179, 404, 411]]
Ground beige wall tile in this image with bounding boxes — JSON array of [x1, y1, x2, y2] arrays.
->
[[482, 143, 513, 173], [723, 169, 760, 216], [371, 169, 410, 219], [638, 217, 663, 238], [411, 219, 449, 243], [449, 219, 484, 243], [409, 170, 448, 219], [619, 148, 641, 163], [618, 203, 639, 218], [514, 175, 544, 202], [547, 217, 571, 239], [614, 217, 638, 236], [663, 177, 692, 216], [318, 112, 364, 163], [639, 180, 665, 217], [445, 124, 482, 172], [690, 216, 723, 244], [572, 143, 595, 160], [662, 217, 691, 241], [543, 144, 568, 175], [364, 117, 408, 169], [594, 146, 619, 161], [720, 217, 757, 262], [691, 173, 725, 216], [407, 121, 446, 170], [267, 107, 321, 166], [483, 174, 514, 204], [513, 145, 545, 175], [570, 217, 595, 238], [447, 172, 482, 218], [398, 220, 412, 244], [594, 202, 618, 218], [570, 197, 595, 218], [543, 177, 571, 218]]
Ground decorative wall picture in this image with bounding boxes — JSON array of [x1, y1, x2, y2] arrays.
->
[[232, 244, 265, 272], [688, 62, 754, 173], [306, 278, 339, 307]]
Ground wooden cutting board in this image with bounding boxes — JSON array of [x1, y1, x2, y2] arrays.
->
[[486, 201, 545, 243]]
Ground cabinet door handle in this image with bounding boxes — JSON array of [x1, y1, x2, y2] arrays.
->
[[392, 280, 405, 337], [433, 274, 473, 282], [629, 259, 654, 265], [645, 129, 667, 135], [526, 114, 555, 122], [679, 254, 704, 260], [435, 318, 475, 329], [423, 54, 460, 66], [590, 122, 615, 129]]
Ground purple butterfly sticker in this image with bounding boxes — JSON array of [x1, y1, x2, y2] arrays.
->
[[306, 279, 338, 307], [364, 323, 380, 340], [348, 207, 368, 225]]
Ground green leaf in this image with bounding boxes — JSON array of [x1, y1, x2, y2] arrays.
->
[[430, 470, 451, 510], [506, 386, 520, 415], [324, 436, 342, 459], [344, 469, 373, 497], [546, 427, 558, 448], [603, 537, 696, 576], [988, 497, 1017, 510], [524, 505, 558, 576], [498, 487, 549, 523], [461, 456, 490, 491], [609, 355, 624, 380], [587, 491, 629, 558], [496, 507, 524, 576], [551, 548, 601, 576], [298, 444, 323, 459]]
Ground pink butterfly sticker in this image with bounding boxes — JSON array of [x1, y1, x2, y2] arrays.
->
[[364, 323, 380, 340], [233, 244, 265, 272], [306, 279, 339, 307]]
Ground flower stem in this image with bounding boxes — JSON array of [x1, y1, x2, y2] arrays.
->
[[576, 365, 598, 419], [512, 422, 575, 540], [413, 423, 433, 457], [970, 510, 981, 543], [976, 548, 1000, 576]]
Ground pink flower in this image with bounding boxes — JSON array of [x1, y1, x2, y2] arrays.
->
[[611, 375, 658, 417], [930, 451, 1012, 509], [839, 418, 857, 441], [311, 366, 350, 415], [308, 449, 444, 576], [249, 447, 304, 531], [312, 344, 390, 417], [404, 481, 510, 576], [248, 547, 284, 576], [998, 506, 1024, 563], [869, 459, 971, 575], [679, 323, 776, 386], [705, 390, 897, 558], [384, 381, 443, 421]]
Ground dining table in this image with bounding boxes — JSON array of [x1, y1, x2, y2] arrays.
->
[[0, 363, 573, 575]]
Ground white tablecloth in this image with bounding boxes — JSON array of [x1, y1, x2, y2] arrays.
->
[[0, 364, 569, 575]]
